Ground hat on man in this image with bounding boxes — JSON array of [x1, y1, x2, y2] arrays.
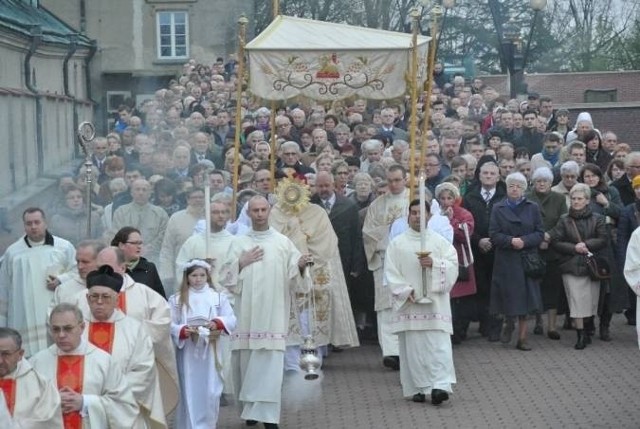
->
[[86, 265, 123, 293]]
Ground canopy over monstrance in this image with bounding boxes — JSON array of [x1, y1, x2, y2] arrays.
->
[[246, 15, 431, 101]]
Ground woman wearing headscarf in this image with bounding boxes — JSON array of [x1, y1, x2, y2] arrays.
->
[[436, 182, 476, 344], [489, 172, 545, 350]]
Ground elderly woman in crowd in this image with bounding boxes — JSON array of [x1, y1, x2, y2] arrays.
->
[[552, 160, 580, 208], [548, 184, 608, 349], [436, 182, 476, 345], [489, 172, 544, 351], [349, 172, 376, 211], [579, 162, 627, 341], [526, 167, 568, 339]]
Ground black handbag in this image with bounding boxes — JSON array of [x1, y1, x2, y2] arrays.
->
[[584, 253, 612, 280], [521, 250, 546, 279], [569, 219, 612, 281]]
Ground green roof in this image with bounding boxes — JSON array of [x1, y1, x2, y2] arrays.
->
[[0, 0, 92, 47]]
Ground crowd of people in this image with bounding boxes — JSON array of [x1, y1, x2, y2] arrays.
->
[[0, 57, 639, 428]]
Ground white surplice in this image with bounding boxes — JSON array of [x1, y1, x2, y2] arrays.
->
[[29, 341, 141, 429], [169, 286, 236, 429], [83, 310, 166, 429], [158, 209, 203, 288], [385, 228, 459, 397], [175, 230, 237, 291], [222, 227, 307, 424], [0, 359, 63, 429], [362, 189, 409, 357], [623, 227, 640, 349], [0, 235, 76, 356], [73, 274, 180, 416], [48, 271, 85, 316]]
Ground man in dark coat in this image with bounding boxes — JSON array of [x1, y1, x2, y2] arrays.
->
[[514, 109, 544, 155], [611, 152, 640, 206], [311, 171, 365, 300], [462, 161, 506, 341]]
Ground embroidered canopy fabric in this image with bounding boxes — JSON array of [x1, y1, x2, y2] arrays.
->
[[246, 15, 431, 101]]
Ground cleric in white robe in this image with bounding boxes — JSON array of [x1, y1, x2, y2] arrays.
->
[[0, 327, 63, 428], [0, 208, 76, 356], [221, 196, 310, 428], [385, 199, 459, 405], [29, 303, 141, 429], [82, 266, 166, 428], [623, 227, 640, 349], [169, 259, 236, 429], [72, 247, 180, 418]]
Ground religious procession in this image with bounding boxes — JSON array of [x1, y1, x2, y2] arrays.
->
[[1, 0, 640, 428]]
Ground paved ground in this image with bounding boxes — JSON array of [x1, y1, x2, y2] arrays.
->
[[218, 315, 640, 428]]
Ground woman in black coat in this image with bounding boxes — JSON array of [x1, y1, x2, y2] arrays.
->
[[548, 184, 608, 349], [111, 226, 167, 299], [489, 172, 545, 351]]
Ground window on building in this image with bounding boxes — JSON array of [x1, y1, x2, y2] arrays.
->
[[156, 11, 189, 59]]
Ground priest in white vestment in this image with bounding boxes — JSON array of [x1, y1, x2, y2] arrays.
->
[[362, 166, 409, 369], [158, 188, 206, 289], [222, 196, 311, 429], [49, 240, 105, 315], [0, 208, 76, 356], [71, 247, 180, 417], [623, 227, 640, 349], [30, 303, 141, 429], [169, 259, 237, 429], [0, 327, 63, 428], [82, 266, 166, 428], [385, 199, 458, 405]]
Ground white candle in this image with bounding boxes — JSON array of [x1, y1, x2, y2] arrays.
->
[[418, 169, 426, 251], [204, 183, 211, 259]]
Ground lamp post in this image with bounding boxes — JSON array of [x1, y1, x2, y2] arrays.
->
[[489, 0, 547, 98]]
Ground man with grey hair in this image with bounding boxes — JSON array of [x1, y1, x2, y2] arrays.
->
[[109, 179, 169, 264], [277, 141, 313, 174], [378, 107, 409, 141], [0, 327, 63, 426], [30, 303, 141, 427], [389, 139, 409, 164], [360, 139, 384, 173], [612, 151, 640, 206], [50, 240, 106, 311]]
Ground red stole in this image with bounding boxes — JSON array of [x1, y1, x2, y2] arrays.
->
[[0, 378, 16, 416], [88, 322, 115, 354], [57, 355, 85, 429], [118, 292, 127, 314]]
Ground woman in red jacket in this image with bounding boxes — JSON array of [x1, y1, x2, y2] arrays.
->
[[436, 182, 477, 344]]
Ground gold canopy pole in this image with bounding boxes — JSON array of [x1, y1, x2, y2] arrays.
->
[[232, 15, 249, 221], [408, 8, 421, 202], [269, 100, 277, 192], [269, 0, 280, 191], [420, 6, 442, 169]]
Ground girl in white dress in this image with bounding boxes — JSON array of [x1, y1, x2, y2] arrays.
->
[[169, 259, 236, 429]]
